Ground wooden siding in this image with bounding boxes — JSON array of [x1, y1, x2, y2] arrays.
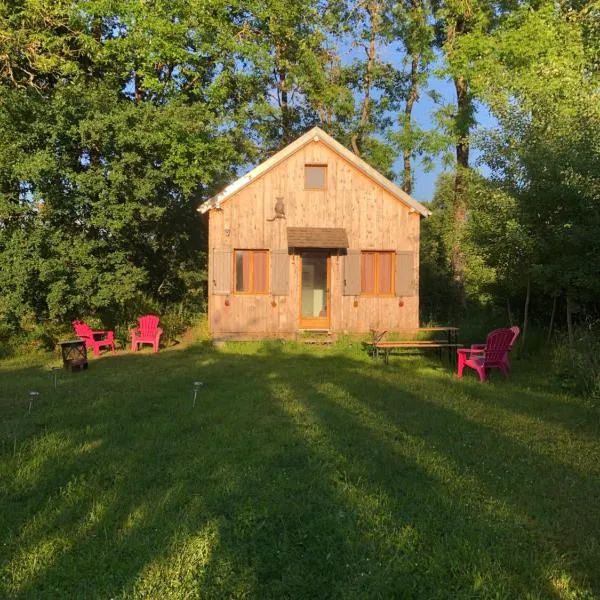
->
[[208, 140, 420, 336]]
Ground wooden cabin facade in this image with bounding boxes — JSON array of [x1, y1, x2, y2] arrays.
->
[[198, 127, 430, 339]]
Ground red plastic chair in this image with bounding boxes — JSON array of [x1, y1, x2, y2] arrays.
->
[[470, 325, 520, 371], [130, 314, 163, 353], [72, 320, 116, 356], [457, 328, 516, 382], [505, 325, 521, 369]]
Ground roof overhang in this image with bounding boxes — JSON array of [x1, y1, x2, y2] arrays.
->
[[198, 127, 431, 217], [287, 227, 349, 249]]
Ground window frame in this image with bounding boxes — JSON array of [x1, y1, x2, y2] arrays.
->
[[304, 164, 328, 190], [233, 249, 269, 295], [360, 250, 395, 296]]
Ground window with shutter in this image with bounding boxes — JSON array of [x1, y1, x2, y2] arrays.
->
[[234, 250, 268, 294], [361, 251, 394, 295]]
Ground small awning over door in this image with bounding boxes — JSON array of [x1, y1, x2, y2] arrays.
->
[[287, 227, 349, 249]]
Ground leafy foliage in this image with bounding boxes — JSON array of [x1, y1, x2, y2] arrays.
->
[[0, 0, 259, 329]]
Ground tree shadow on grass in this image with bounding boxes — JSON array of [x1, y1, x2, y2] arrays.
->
[[0, 343, 598, 599], [385, 348, 599, 439], [266, 352, 599, 597]]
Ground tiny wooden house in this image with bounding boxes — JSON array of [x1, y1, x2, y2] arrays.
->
[[198, 127, 430, 339]]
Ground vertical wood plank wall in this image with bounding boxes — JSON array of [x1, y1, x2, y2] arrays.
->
[[208, 140, 420, 337]]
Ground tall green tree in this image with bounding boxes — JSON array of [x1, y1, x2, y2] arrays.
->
[[455, 0, 600, 340], [324, 0, 408, 176], [389, 0, 435, 194], [0, 0, 265, 326], [430, 0, 517, 304]]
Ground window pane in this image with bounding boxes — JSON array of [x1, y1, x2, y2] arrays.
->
[[253, 251, 268, 293], [236, 250, 268, 293], [301, 255, 327, 317], [305, 165, 326, 189], [243, 252, 251, 290], [235, 251, 245, 292], [361, 253, 376, 294], [377, 252, 393, 294]]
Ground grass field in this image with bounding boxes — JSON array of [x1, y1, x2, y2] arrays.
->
[[1, 334, 599, 599]]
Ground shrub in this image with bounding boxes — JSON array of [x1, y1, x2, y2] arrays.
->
[[552, 325, 600, 402], [0, 322, 16, 358]]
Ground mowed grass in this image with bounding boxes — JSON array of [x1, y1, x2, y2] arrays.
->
[[0, 336, 599, 599]]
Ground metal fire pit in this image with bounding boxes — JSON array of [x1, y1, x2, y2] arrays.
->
[[58, 339, 88, 372]]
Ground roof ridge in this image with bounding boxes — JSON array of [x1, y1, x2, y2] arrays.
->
[[198, 127, 431, 217]]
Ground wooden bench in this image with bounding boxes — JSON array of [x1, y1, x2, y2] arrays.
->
[[366, 329, 462, 365]]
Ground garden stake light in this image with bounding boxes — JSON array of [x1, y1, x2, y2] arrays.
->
[[28, 391, 39, 413], [51, 367, 60, 391], [193, 381, 203, 408]]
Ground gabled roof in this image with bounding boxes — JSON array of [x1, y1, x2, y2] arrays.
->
[[197, 126, 431, 217]]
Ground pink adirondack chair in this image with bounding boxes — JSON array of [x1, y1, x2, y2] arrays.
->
[[457, 328, 516, 382], [72, 320, 116, 356], [505, 325, 521, 369], [470, 325, 520, 371], [130, 314, 163, 353]]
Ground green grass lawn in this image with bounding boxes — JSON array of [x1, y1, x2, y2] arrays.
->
[[1, 335, 599, 599]]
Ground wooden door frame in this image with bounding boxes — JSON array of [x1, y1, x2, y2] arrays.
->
[[298, 252, 331, 330]]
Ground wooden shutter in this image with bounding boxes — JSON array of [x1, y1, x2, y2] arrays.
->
[[270, 249, 289, 295], [395, 251, 416, 296], [344, 249, 361, 295], [212, 248, 231, 295]]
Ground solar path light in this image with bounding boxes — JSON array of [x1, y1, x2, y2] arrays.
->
[[193, 381, 203, 408], [28, 391, 39, 413]]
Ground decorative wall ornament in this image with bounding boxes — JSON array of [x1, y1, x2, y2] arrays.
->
[[267, 197, 286, 221]]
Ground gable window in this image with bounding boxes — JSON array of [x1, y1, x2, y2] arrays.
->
[[361, 251, 394, 295], [235, 250, 268, 294], [305, 165, 327, 190]]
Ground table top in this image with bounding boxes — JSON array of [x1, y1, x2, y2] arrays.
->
[[397, 327, 459, 332], [368, 340, 462, 345], [58, 339, 85, 346]]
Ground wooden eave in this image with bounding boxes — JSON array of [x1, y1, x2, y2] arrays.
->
[[287, 227, 349, 249], [197, 126, 431, 217]]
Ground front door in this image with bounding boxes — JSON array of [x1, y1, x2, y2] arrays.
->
[[299, 253, 330, 329]]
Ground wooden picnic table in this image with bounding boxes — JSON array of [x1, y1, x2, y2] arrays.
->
[[367, 327, 462, 365]]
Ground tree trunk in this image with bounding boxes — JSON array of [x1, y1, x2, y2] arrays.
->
[[280, 75, 291, 145], [454, 75, 470, 172], [522, 277, 530, 350], [274, 38, 292, 146], [446, 16, 472, 308], [566, 294, 575, 360], [134, 71, 143, 104], [506, 297, 513, 326], [547, 293, 557, 344], [401, 51, 420, 194], [351, 1, 380, 157], [451, 73, 470, 305]]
